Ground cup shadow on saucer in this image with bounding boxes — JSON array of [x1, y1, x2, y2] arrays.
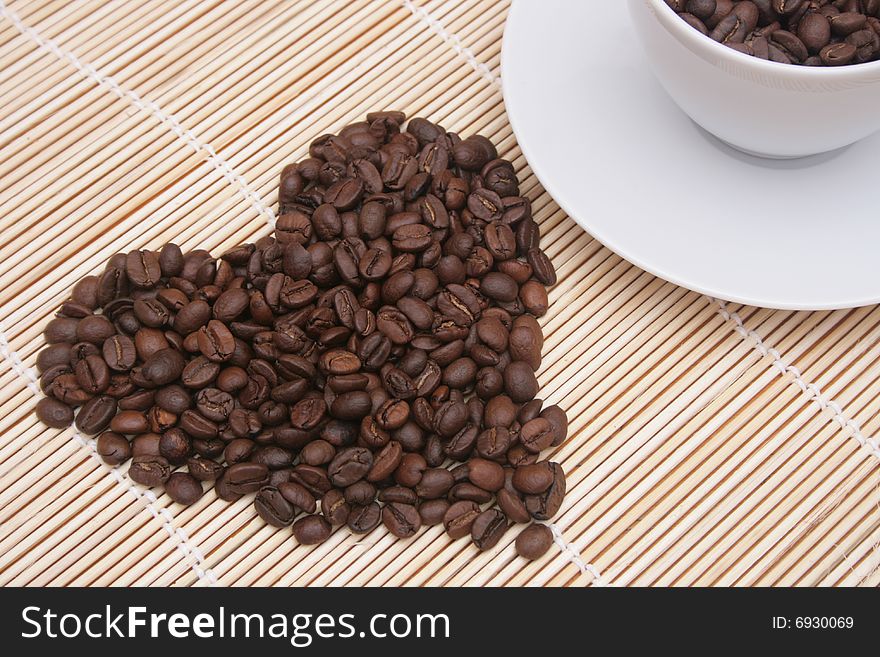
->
[[692, 122, 851, 170]]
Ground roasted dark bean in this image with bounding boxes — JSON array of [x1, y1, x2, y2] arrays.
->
[[347, 502, 382, 533], [128, 455, 171, 487], [515, 523, 553, 560], [382, 502, 421, 537], [321, 489, 351, 525], [255, 486, 296, 526], [467, 457, 505, 491], [279, 481, 318, 514], [293, 514, 332, 545], [36, 397, 74, 428], [443, 500, 481, 539], [75, 394, 117, 434], [96, 431, 131, 465], [512, 462, 555, 494], [225, 462, 270, 494], [524, 462, 565, 520], [471, 509, 509, 551], [165, 472, 203, 505]]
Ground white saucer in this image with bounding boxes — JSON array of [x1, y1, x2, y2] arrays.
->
[[502, 0, 880, 310]]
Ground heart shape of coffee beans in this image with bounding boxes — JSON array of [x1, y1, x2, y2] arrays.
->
[[35, 111, 567, 560]]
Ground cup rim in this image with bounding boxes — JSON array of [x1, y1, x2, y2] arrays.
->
[[647, 0, 880, 78]]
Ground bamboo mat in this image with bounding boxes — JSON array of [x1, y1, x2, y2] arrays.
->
[[0, 0, 878, 588]]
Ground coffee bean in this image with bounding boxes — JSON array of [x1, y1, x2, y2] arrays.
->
[[320, 349, 362, 375], [181, 356, 220, 389], [540, 404, 568, 447], [394, 453, 426, 488], [381, 502, 420, 537], [75, 394, 117, 434], [799, 12, 832, 53], [821, 40, 857, 64], [504, 361, 539, 403], [512, 462, 555, 494], [126, 250, 162, 288], [520, 417, 555, 454], [279, 481, 318, 513], [524, 462, 566, 520], [44, 317, 78, 344], [293, 514, 332, 545], [347, 502, 382, 533], [198, 320, 235, 362], [158, 427, 191, 464], [432, 400, 468, 438], [132, 433, 161, 457], [367, 440, 403, 481], [467, 457, 505, 491], [515, 523, 553, 560], [141, 348, 185, 386], [290, 464, 332, 497], [471, 509, 509, 551], [76, 315, 116, 344], [497, 488, 531, 524], [102, 334, 136, 371], [377, 306, 415, 344], [443, 500, 481, 539], [321, 489, 351, 525], [225, 462, 270, 494], [328, 446, 373, 486], [36, 343, 72, 374], [412, 499, 446, 526], [154, 384, 191, 413], [128, 455, 171, 487], [687, 0, 717, 21], [179, 410, 219, 440], [255, 486, 296, 526], [345, 479, 376, 506], [379, 486, 417, 505], [96, 431, 131, 465], [188, 456, 224, 481], [215, 468, 243, 502], [847, 28, 880, 63], [110, 410, 149, 434], [711, 2, 759, 43], [290, 398, 326, 431], [36, 397, 74, 428], [415, 467, 454, 499], [526, 248, 557, 285], [449, 481, 493, 503], [301, 439, 336, 466], [165, 472, 203, 505], [443, 357, 477, 389], [74, 354, 110, 394], [51, 372, 93, 405]]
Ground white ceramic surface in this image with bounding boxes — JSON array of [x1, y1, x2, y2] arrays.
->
[[502, 0, 880, 310], [630, 0, 880, 159]]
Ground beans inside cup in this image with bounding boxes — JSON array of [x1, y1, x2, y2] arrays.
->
[[667, 0, 880, 65]]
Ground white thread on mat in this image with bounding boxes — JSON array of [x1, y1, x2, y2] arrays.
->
[[0, 325, 217, 585], [77, 430, 219, 585], [0, 0, 276, 228], [548, 523, 607, 586], [709, 297, 880, 462], [0, 321, 40, 394], [402, 0, 500, 87]]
